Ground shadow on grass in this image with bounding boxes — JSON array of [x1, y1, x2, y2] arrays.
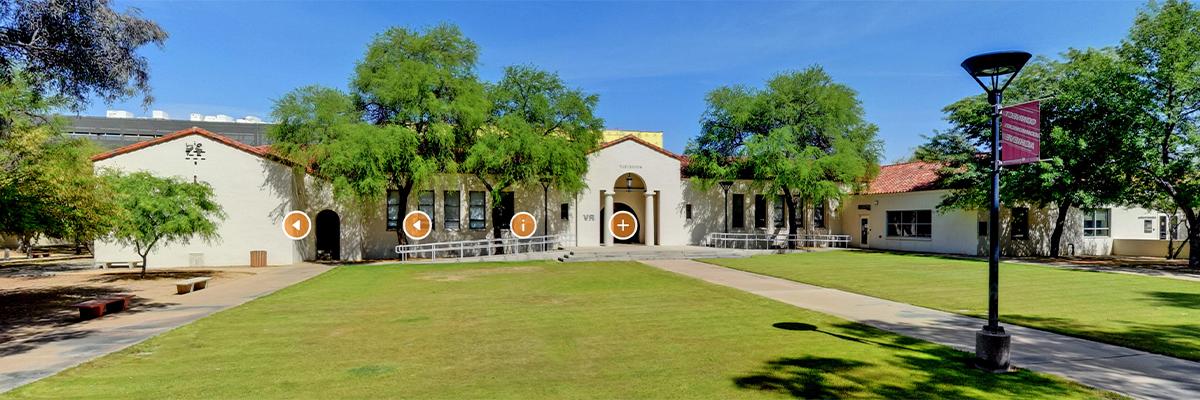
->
[[1145, 291, 1200, 308], [734, 322, 1101, 399], [1004, 313, 1200, 362]]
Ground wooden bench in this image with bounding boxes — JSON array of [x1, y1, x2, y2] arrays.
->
[[175, 277, 212, 294], [72, 295, 134, 320], [96, 260, 144, 269]]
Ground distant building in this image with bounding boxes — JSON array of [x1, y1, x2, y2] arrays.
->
[[601, 129, 663, 147], [64, 115, 271, 149]]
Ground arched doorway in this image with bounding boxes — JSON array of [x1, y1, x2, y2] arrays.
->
[[315, 209, 340, 261], [599, 172, 651, 245], [599, 202, 641, 244]]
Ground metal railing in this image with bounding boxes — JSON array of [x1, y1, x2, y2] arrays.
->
[[705, 232, 851, 249], [394, 234, 566, 261]]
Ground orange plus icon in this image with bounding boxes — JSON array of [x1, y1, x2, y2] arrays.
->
[[609, 211, 638, 240]]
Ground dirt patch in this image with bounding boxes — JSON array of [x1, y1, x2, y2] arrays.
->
[[0, 266, 260, 348], [416, 266, 544, 282]]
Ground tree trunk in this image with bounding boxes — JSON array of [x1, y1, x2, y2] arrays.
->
[[1048, 201, 1072, 258], [394, 182, 413, 246], [1184, 208, 1199, 269], [139, 253, 148, 279], [782, 188, 798, 250]]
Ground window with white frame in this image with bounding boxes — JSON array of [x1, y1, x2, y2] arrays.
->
[[1083, 208, 1110, 237], [886, 210, 932, 238]]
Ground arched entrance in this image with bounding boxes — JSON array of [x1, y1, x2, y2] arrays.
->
[[599, 202, 641, 244], [600, 172, 656, 246], [315, 209, 340, 261]]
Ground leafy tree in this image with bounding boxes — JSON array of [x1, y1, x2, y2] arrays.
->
[[465, 65, 604, 240], [269, 24, 487, 245], [685, 67, 880, 245], [917, 51, 1137, 257], [0, 0, 167, 108], [105, 172, 224, 278], [0, 74, 116, 255], [1118, 0, 1200, 268]]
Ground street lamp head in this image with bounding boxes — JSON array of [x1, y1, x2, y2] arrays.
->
[[718, 180, 734, 191], [961, 51, 1031, 78], [961, 51, 1032, 100]]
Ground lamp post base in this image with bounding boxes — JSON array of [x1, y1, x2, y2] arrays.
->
[[974, 327, 1012, 373]]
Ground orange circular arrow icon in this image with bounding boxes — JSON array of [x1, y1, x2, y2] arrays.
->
[[510, 212, 537, 239], [282, 211, 312, 240], [609, 211, 638, 241], [403, 210, 432, 240]]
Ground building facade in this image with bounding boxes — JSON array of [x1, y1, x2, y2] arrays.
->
[[90, 126, 1189, 267]]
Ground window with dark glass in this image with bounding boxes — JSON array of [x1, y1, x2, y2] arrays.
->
[[469, 191, 486, 230], [685, 204, 693, 220], [978, 221, 988, 236], [1011, 207, 1029, 239], [773, 199, 785, 228], [754, 195, 767, 229], [1083, 208, 1110, 237], [793, 198, 805, 228], [731, 194, 745, 229], [560, 203, 569, 220], [386, 189, 401, 231], [443, 190, 460, 230], [814, 202, 825, 228], [417, 190, 435, 229], [886, 210, 932, 238]]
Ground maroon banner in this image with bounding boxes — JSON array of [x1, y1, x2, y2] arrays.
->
[[999, 100, 1041, 166]]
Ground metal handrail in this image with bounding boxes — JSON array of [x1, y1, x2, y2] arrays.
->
[[704, 232, 851, 249], [394, 234, 566, 261]]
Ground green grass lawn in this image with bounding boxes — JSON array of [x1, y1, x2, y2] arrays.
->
[[4, 261, 1115, 399], [704, 251, 1200, 362]]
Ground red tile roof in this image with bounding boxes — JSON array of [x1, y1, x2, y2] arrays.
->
[[864, 161, 943, 194], [91, 127, 272, 162]]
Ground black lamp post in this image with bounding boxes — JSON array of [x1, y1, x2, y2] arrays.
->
[[961, 50, 1031, 373], [539, 177, 551, 237], [719, 181, 734, 233]]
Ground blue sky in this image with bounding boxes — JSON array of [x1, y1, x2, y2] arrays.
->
[[88, 1, 1143, 163]]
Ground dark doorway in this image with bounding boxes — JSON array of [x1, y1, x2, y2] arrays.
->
[[860, 217, 869, 247], [316, 209, 340, 261], [600, 202, 641, 244]]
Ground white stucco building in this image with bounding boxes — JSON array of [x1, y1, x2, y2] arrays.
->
[[90, 127, 1189, 267]]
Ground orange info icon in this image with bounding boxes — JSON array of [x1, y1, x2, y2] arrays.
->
[[510, 212, 537, 239]]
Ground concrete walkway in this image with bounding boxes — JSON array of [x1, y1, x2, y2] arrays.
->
[[0, 263, 332, 393], [643, 259, 1200, 400]]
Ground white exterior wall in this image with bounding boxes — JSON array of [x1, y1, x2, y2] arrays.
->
[[839, 190, 979, 255], [93, 131, 1190, 264], [94, 134, 306, 267], [575, 140, 686, 246]]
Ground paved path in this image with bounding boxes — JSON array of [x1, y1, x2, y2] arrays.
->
[[643, 259, 1200, 400], [0, 263, 333, 393]]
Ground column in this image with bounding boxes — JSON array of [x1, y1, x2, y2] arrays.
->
[[644, 191, 656, 246], [604, 191, 614, 246]]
